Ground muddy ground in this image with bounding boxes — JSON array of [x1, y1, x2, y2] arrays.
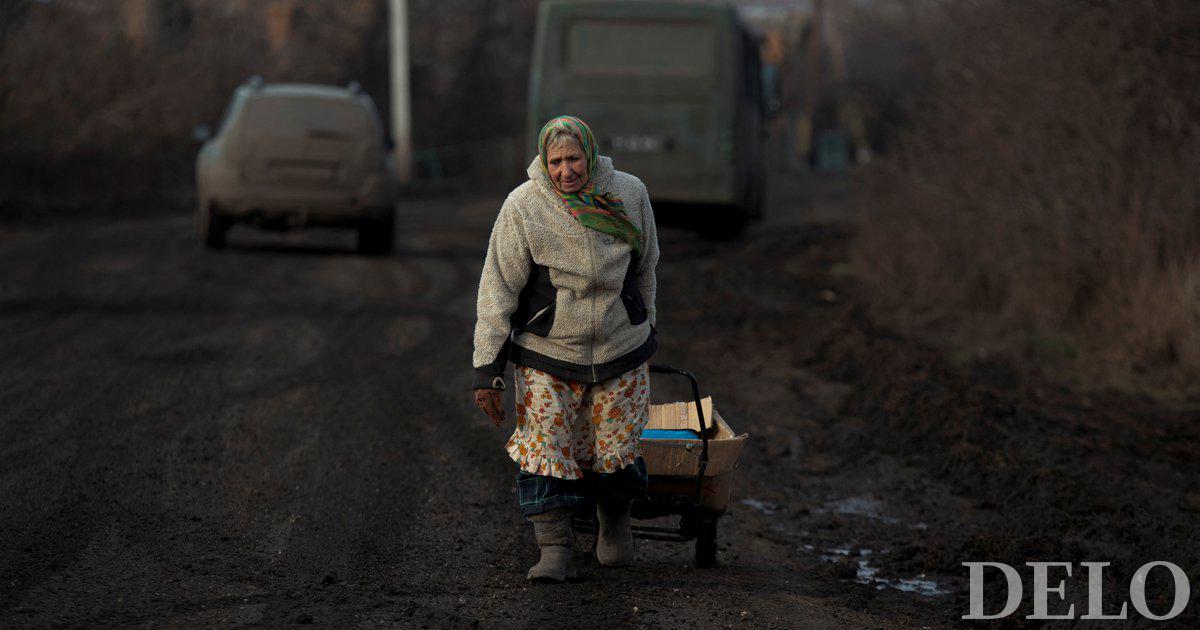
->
[[2, 172, 1197, 628]]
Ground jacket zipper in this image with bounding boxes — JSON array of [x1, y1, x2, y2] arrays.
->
[[527, 304, 553, 327], [586, 229, 599, 382]]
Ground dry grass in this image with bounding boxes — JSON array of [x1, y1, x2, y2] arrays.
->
[[852, 0, 1200, 396]]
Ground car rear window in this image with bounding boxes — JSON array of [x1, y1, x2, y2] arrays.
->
[[241, 96, 374, 139]]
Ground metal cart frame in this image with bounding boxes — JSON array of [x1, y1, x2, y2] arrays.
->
[[574, 363, 724, 568]]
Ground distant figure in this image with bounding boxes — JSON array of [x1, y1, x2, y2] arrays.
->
[[472, 116, 660, 582]]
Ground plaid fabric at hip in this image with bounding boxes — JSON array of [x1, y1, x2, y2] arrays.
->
[[516, 456, 648, 518]]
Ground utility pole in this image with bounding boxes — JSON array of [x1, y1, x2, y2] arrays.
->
[[799, 0, 825, 167], [388, 0, 413, 185]]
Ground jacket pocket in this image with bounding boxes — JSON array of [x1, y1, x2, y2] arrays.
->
[[524, 302, 557, 337], [620, 286, 648, 326], [620, 254, 647, 326], [510, 263, 558, 338]]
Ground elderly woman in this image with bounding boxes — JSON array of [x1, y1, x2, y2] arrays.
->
[[472, 115, 659, 583]]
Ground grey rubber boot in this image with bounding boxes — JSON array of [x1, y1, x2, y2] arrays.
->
[[527, 508, 577, 583], [595, 496, 634, 567]]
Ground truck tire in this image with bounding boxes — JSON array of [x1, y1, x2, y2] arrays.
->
[[700, 209, 749, 241], [746, 171, 765, 221], [357, 212, 395, 255]]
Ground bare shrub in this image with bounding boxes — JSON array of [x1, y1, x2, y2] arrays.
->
[[0, 0, 538, 219], [853, 0, 1200, 394], [839, 0, 935, 154], [0, 1, 385, 217]]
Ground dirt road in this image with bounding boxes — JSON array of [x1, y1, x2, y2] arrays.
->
[[4, 175, 1194, 627]]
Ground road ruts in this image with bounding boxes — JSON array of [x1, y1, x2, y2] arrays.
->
[[0, 184, 955, 628]]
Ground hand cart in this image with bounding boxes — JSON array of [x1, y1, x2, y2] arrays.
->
[[573, 364, 743, 568]]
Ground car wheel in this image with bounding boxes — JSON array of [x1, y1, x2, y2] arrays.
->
[[357, 212, 394, 255], [699, 207, 749, 241], [198, 201, 228, 249], [746, 171, 765, 221]]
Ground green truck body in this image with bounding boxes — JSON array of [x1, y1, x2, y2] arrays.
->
[[528, 0, 765, 220]]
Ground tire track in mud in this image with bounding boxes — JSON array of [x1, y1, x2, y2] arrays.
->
[[0, 217, 453, 625], [2, 194, 967, 628], [182, 227, 471, 626], [373, 213, 959, 629], [231, 217, 502, 626]]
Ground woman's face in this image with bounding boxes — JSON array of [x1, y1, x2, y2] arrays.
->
[[545, 140, 589, 194]]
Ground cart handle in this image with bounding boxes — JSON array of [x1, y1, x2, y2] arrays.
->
[[648, 364, 710, 502]]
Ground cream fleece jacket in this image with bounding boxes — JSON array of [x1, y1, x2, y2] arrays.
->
[[472, 155, 660, 388]]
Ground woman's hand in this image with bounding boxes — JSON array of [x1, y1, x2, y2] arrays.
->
[[474, 388, 506, 427]]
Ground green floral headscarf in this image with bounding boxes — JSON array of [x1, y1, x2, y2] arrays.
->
[[538, 115, 643, 256]]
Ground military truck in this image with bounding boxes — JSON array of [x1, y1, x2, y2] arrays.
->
[[528, 0, 766, 233]]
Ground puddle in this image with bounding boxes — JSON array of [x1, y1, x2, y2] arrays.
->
[[760, 497, 949, 597], [820, 546, 951, 597], [818, 496, 899, 524], [740, 498, 779, 515], [817, 495, 929, 530], [892, 575, 949, 596]]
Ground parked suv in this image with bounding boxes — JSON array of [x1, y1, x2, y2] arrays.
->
[[194, 78, 399, 253]]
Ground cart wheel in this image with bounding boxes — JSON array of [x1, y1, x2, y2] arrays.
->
[[695, 516, 718, 568]]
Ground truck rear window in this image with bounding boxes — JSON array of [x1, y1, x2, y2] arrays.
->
[[566, 20, 714, 77]]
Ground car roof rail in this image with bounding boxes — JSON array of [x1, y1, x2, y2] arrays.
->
[[246, 75, 264, 89]]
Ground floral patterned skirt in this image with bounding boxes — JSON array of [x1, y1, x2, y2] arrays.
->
[[506, 362, 650, 480]]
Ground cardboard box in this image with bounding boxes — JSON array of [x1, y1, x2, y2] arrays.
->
[[644, 472, 736, 515], [641, 397, 748, 513], [642, 396, 747, 477]]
